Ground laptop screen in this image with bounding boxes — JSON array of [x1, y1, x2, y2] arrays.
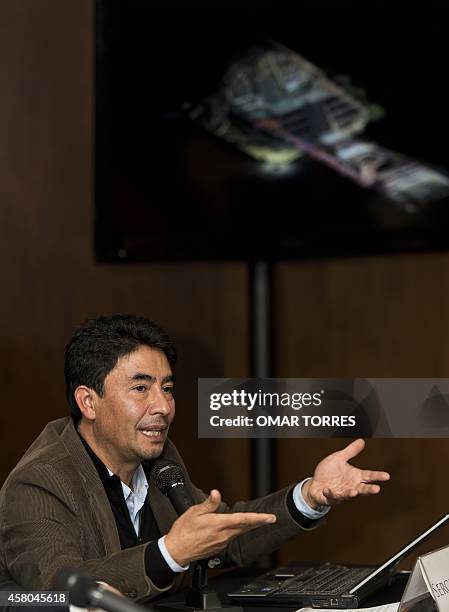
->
[[349, 514, 449, 594]]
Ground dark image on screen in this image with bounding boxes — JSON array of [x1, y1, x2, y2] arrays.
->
[[95, 0, 449, 262]]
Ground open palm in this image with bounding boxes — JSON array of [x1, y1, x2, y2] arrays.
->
[[304, 439, 390, 508]]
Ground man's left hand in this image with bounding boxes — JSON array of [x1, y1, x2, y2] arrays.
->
[[302, 439, 390, 509]]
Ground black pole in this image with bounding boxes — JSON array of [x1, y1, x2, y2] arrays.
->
[[249, 261, 276, 567]]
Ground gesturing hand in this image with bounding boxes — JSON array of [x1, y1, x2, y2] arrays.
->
[[164, 489, 277, 567], [302, 439, 390, 509]]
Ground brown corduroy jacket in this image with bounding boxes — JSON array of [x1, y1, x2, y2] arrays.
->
[[0, 417, 313, 601]]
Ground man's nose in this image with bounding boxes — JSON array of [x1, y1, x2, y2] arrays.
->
[[148, 386, 172, 415]]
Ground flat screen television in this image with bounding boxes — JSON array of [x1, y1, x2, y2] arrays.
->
[[95, 0, 449, 262]]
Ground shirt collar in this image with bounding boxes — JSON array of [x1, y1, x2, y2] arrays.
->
[[77, 430, 149, 496], [107, 463, 149, 503]]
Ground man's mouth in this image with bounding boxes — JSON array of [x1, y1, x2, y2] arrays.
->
[[138, 425, 167, 439]]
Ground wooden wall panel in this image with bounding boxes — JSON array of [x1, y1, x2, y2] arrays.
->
[[275, 259, 449, 567]]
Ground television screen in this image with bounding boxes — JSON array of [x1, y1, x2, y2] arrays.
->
[[95, 0, 449, 262]]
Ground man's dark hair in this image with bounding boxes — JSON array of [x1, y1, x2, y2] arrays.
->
[[64, 314, 177, 420]]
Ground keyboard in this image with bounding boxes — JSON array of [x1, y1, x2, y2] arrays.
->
[[274, 565, 373, 595], [228, 563, 378, 608]]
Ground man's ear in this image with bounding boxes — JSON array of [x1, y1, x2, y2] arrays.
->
[[74, 386, 98, 421]]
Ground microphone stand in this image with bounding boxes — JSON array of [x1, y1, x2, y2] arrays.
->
[[157, 560, 242, 612], [185, 560, 221, 609]]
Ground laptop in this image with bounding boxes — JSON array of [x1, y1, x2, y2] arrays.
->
[[228, 514, 449, 609]]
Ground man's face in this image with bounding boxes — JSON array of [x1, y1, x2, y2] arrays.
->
[[89, 345, 175, 467]]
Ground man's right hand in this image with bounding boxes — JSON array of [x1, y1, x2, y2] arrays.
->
[[164, 489, 277, 567]]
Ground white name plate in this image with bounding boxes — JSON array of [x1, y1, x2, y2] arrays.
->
[[399, 545, 449, 612]]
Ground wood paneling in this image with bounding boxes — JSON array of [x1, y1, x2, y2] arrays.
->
[[275, 259, 449, 566]]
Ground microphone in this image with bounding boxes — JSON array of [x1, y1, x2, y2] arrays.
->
[[153, 461, 231, 602], [153, 460, 195, 515], [53, 568, 150, 612]]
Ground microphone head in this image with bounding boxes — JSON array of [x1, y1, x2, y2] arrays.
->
[[153, 460, 185, 495], [53, 567, 96, 607]]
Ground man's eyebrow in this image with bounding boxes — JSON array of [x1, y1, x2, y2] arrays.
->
[[128, 373, 175, 383], [129, 373, 155, 383]]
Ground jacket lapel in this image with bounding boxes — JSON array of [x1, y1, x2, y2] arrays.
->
[[60, 419, 121, 555]]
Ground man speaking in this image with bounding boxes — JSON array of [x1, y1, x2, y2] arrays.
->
[[0, 314, 389, 601]]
